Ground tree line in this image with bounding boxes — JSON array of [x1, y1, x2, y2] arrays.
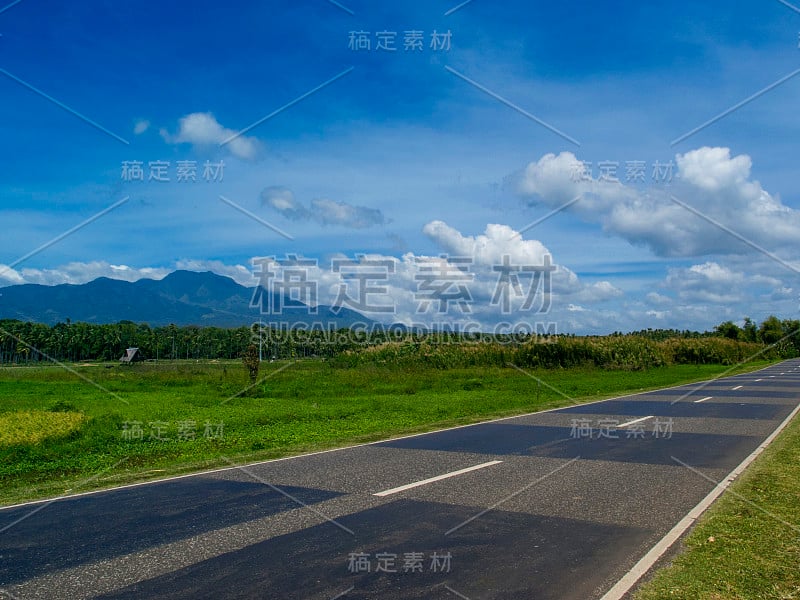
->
[[0, 316, 797, 365], [0, 320, 378, 363], [0, 320, 251, 363]]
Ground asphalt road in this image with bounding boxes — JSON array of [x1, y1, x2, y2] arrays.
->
[[2, 360, 799, 599]]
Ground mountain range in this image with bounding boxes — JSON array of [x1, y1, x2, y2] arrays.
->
[[0, 270, 374, 328]]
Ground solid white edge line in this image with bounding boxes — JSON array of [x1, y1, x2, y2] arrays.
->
[[617, 416, 653, 428], [1, 359, 793, 512], [373, 460, 503, 497], [693, 396, 713, 404], [599, 399, 800, 600]]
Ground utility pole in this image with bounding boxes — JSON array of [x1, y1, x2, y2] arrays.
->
[[259, 319, 263, 362]]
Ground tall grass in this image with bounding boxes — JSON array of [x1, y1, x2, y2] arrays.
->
[[0, 410, 85, 446], [334, 335, 780, 370]]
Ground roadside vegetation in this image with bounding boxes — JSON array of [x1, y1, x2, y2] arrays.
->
[[635, 402, 800, 599], [333, 334, 775, 369]]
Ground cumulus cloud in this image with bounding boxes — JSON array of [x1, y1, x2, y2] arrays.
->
[[242, 221, 622, 332], [261, 187, 386, 229], [0, 265, 26, 286], [572, 280, 624, 303], [676, 147, 754, 193], [607, 252, 800, 331], [174, 259, 255, 287], [422, 221, 549, 266], [646, 292, 673, 307], [664, 261, 780, 305], [511, 147, 800, 258], [161, 112, 260, 160], [421, 220, 621, 304]]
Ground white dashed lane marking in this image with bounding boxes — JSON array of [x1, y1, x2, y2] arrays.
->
[[373, 460, 503, 497], [617, 416, 654, 428]]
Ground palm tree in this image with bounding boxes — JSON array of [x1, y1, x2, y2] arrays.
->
[[17, 344, 30, 364]]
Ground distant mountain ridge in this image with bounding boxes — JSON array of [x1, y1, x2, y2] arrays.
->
[[0, 270, 373, 328]]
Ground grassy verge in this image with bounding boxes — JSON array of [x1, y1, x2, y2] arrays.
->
[[0, 358, 778, 506], [634, 401, 800, 600]]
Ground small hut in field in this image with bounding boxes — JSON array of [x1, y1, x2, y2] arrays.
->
[[119, 347, 144, 364]]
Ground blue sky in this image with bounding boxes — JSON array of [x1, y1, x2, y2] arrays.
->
[[1, 0, 799, 333]]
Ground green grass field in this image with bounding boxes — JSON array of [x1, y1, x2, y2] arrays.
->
[[0, 358, 776, 505], [634, 401, 800, 600]]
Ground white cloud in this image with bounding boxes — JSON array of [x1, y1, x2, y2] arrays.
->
[[0, 261, 273, 295], [422, 221, 549, 266], [0, 260, 257, 289], [770, 287, 794, 301], [664, 261, 780, 305], [311, 198, 386, 228], [0, 265, 26, 287], [261, 187, 309, 221], [676, 146, 754, 193], [162, 112, 260, 160], [646, 292, 673, 307], [174, 259, 255, 287], [572, 281, 624, 303], [0, 262, 172, 288], [646, 309, 668, 320], [422, 220, 621, 304], [261, 187, 386, 229], [511, 147, 800, 258], [133, 119, 150, 135]]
